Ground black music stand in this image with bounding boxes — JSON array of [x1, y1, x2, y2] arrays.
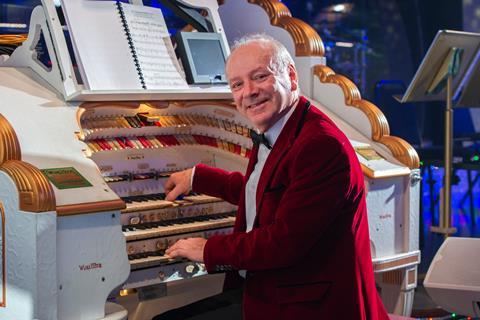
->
[[397, 30, 480, 236]]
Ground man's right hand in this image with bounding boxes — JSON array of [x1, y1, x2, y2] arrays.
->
[[164, 168, 193, 201]]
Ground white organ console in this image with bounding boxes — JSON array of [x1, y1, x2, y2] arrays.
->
[[0, 0, 421, 319]]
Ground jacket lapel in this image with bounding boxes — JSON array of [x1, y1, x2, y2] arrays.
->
[[255, 97, 310, 216]]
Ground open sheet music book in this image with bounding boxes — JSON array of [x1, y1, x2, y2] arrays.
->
[[61, 0, 188, 91]]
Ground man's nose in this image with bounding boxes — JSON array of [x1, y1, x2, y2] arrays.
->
[[243, 80, 258, 97]]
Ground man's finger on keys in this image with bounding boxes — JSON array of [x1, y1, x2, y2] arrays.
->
[[165, 246, 176, 256], [166, 239, 183, 253], [165, 187, 180, 201], [165, 250, 178, 258], [166, 248, 186, 259]]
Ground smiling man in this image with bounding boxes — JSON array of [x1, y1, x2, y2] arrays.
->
[[164, 34, 389, 320]]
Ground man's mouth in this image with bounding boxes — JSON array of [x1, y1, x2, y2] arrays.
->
[[247, 99, 268, 110]]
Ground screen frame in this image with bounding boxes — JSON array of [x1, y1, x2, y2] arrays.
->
[[175, 31, 229, 85]]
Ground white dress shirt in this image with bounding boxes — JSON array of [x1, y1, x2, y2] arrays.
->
[[244, 105, 296, 232]]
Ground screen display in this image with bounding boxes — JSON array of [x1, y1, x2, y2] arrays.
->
[[188, 38, 226, 77]]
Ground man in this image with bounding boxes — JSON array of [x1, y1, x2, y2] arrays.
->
[[165, 34, 389, 320]]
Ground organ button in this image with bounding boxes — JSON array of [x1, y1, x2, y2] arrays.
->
[[185, 263, 199, 274], [130, 216, 141, 225], [158, 271, 165, 280], [156, 240, 167, 251]]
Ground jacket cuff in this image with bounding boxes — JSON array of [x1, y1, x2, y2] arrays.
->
[[204, 235, 235, 273]]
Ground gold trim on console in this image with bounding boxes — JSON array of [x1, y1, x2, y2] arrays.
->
[[361, 164, 411, 179], [172, 100, 236, 109], [80, 101, 170, 110], [407, 268, 416, 286], [247, 0, 324, 56], [0, 114, 21, 165], [381, 269, 403, 286], [0, 34, 27, 46], [0, 160, 56, 212], [373, 252, 420, 273], [313, 65, 420, 169], [56, 199, 126, 216]]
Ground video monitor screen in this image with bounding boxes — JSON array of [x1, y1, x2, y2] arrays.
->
[[188, 38, 226, 77], [176, 32, 228, 84]]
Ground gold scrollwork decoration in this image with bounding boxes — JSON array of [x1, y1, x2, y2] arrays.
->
[[246, 0, 324, 56], [0, 114, 21, 165], [313, 65, 420, 169], [0, 34, 27, 46], [0, 160, 56, 212]]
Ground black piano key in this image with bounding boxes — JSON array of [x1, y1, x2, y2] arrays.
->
[[122, 197, 133, 203]]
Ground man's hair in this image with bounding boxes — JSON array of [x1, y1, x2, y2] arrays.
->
[[230, 33, 295, 75], [228, 33, 298, 91]]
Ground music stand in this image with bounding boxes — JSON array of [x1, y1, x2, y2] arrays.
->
[[456, 53, 480, 107], [397, 30, 480, 236]]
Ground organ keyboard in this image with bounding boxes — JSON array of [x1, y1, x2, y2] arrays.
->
[[77, 102, 251, 293], [123, 208, 236, 240], [127, 224, 234, 270]]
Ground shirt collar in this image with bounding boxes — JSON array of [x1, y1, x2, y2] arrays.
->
[[262, 100, 298, 149]]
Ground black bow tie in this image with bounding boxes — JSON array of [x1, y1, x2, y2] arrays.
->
[[250, 129, 272, 149]]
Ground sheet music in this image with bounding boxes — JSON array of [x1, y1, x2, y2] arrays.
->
[[120, 3, 188, 89], [61, 0, 143, 90], [61, 0, 187, 91]]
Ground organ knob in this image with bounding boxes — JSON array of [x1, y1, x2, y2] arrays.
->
[[185, 263, 199, 275], [158, 271, 165, 280], [129, 216, 141, 225], [156, 240, 167, 251]]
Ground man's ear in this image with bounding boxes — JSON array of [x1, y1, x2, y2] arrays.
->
[[288, 64, 298, 91]]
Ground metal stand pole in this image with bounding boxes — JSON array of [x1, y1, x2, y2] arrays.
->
[[431, 74, 457, 236]]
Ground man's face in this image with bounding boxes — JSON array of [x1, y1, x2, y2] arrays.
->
[[226, 43, 298, 132]]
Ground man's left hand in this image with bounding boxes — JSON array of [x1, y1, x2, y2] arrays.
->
[[165, 237, 207, 262]]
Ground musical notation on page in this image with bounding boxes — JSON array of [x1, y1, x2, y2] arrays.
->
[[121, 3, 188, 90]]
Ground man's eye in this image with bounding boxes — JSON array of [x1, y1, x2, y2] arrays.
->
[[231, 82, 242, 90], [254, 74, 268, 81]]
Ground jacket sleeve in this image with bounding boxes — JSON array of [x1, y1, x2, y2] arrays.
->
[[203, 134, 362, 271], [192, 163, 246, 206]]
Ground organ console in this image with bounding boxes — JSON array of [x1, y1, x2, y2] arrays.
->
[[0, 0, 421, 319]]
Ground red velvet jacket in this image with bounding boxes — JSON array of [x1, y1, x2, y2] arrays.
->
[[193, 97, 389, 320]]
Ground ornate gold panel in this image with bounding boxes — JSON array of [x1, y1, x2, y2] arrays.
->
[[314, 65, 420, 169], [0, 34, 27, 46], [0, 160, 56, 213], [247, 0, 324, 56], [0, 114, 21, 165]]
